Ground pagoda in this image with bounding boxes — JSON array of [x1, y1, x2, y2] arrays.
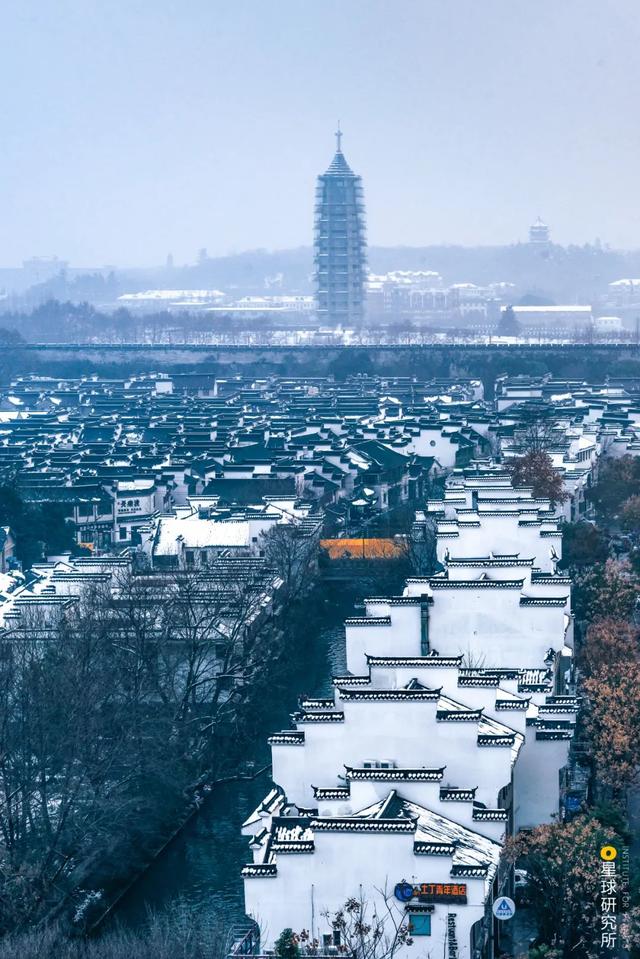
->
[[314, 129, 367, 326]]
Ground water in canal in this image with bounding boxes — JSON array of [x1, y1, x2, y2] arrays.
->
[[114, 581, 358, 932]]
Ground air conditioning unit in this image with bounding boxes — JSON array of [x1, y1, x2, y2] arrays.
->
[[379, 759, 396, 769], [363, 759, 376, 769]]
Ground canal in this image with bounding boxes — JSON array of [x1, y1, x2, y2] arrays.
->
[[113, 580, 359, 933]]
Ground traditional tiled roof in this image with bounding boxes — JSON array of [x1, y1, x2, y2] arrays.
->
[[344, 615, 392, 627], [311, 817, 416, 833], [520, 596, 568, 606], [446, 556, 534, 567], [367, 653, 463, 668], [346, 766, 445, 782], [241, 862, 277, 877], [472, 808, 509, 822], [538, 702, 579, 714], [440, 787, 477, 802], [477, 734, 515, 747], [312, 786, 350, 800], [267, 731, 305, 745], [536, 730, 573, 741], [292, 710, 344, 724], [414, 841, 457, 855], [430, 577, 525, 589], [298, 697, 335, 710], [332, 674, 370, 686], [437, 707, 483, 722], [495, 693, 530, 710], [364, 596, 422, 606], [337, 687, 441, 702]]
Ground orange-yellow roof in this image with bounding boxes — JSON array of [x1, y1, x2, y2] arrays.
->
[[320, 538, 405, 560]]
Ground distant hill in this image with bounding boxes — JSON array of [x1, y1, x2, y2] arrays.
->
[[4, 242, 640, 309], [117, 243, 640, 303], [93, 243, 640, 304]]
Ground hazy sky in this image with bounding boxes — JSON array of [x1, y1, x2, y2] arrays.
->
[[2, 0, 640, 266]]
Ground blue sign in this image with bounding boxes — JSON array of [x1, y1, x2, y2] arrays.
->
[[394, 882, 414, 902], [492, 896, 516, 921]]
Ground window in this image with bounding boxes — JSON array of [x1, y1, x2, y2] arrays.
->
[[201, 551, 208, 565], [185, 550, 194, 565], [119, 527, 127, 540], [430, 440, 436, 447], [408, 914, 431, 936], [252, 536, 258, 543]]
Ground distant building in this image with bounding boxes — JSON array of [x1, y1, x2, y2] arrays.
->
[[314, 129, 367, 325], [211, 295, 315, 314], [117, 289, 226, 311], [608, 278, 640, 307], [22, 256, 69, 285], [594, 315, 623, 336], [500, 304, 592, 336], [529, 217, 550, 248], [367, 272, 510, 329]]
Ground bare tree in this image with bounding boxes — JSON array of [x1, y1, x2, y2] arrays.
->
[[313, 887, 424, 959], [261, 522, 320, 603], [0, 562, 287, 931], [511, 406, 561, 456], [328, 890, 414, 959], [406, 513, 438, 576]]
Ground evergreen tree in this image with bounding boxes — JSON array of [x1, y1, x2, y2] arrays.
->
[[497, 304, 520, 336]]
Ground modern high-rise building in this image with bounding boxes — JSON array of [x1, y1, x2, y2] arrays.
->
[[314, 129, 367, 325]]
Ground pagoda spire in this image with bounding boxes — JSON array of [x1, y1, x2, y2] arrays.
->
[[335, 124, 342, 153]]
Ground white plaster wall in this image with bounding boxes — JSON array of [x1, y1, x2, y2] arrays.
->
[[435, 516, 561, 570], [346, 622, 407, 675], [409, 587, 564, 668], [514, 737, 569, 829], [272, 700, 513, 810], [245, 830, 489, 959], [404, 427, 459, 468]]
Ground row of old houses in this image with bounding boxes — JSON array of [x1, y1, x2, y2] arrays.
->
[[237, 465, 578, 958], [0, 373, 491, 558], [4, 370, 640, 564]]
